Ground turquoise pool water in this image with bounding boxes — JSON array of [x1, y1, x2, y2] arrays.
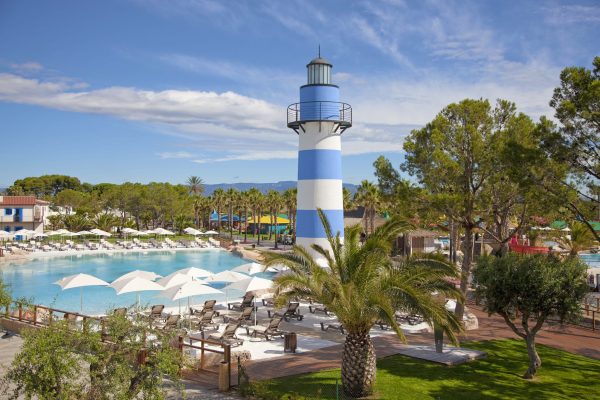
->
[[581, 253, 600, 268], [0, 250, 257, 315]]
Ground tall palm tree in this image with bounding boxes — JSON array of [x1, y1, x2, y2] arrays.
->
[[355, 180, 381, 235], [263, 211, 462, 397], [247, 188, 264, 246], [267, 190, 284, 249], [342, 187, 354, 211], [211, 189, 226, 234], [238, 191, 250, 239], [186, 176, 204, 196], [93, 213, 117, 232], [226, 188, 239, 239], [283, 188, 297, 241]]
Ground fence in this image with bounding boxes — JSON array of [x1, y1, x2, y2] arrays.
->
[[178, 335, 233, 391]]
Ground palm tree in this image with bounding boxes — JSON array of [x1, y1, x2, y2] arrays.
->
[[343, 187, 354, 211], [555, 221, 597, 256], [283, 188, 297, 241], [93, 213, 117, 232], [226, 188, 239, 239], [263, 211, 462, 397], [186, 176, 204, 196], [174, 213, 191, 234], [355, 180, 381, 235], [238, 191, 250, 239], [63, 213, 90, 232], [247, 188, 264, 246], [267, 190, 284, 249], [211, 189, 226, 234]]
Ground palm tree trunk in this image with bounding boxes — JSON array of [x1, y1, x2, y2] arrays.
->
[[268, 211, 273, 240], [455, 226, 474, 321], [274, 215, 279, 250], [243, 207, 248, 243], [216, 207, 221, 233], [341, 333, 376, 397], [257, 207, 262, 246]]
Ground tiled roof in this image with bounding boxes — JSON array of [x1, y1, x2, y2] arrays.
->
[[0, 196, 44, 206]]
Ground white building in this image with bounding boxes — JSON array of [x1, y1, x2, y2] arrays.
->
[[0, 196, 51, 233]]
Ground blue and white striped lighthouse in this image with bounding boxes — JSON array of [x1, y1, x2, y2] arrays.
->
[[287, 55, 352, 263]]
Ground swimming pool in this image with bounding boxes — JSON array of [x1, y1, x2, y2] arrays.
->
[[0, 250, 258, 315], [581, 253, 600, 268]]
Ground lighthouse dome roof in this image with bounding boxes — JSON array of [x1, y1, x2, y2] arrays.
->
[[307, 57, 332, 67]]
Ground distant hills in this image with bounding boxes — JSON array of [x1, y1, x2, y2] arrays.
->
[[203, 181, 358, 195]]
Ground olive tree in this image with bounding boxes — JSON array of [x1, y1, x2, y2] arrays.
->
[[473, 254, 588, 379]]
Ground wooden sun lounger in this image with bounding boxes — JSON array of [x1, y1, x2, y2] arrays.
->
[[320, 322, 345, 334]]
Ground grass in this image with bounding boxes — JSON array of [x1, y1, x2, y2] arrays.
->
[[244, 339, 600, 399]]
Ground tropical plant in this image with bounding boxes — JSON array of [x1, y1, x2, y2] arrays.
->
[[211, 189, 226, 234], [555, 221, 597, 255], [473, 253, 588, 379], [283, 188, 297, 239], [266, 190, 283, 248], [0, 277, 11, 310], [247, 188, 264, 245], [342, 187, 354, 211], [226, 188, 239, 239], [63, 213, 90, 232], [92, 213, 117, 232], [354, 180, 381, 235], [174, 213, 192, 234], [46, 214, 65, 231], [262, 211, 462, 396], [186, 176, 204, 196]]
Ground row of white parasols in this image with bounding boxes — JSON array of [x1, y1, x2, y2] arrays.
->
[[54, 262, 275, 315], [0, 227, 219, 239]]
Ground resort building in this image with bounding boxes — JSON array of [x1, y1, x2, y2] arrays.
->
[[0, 196, 50, 233]]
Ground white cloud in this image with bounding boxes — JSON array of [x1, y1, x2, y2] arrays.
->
[[543, 4, 600, 24], [10, 62, 43, 72], [157, 151, 194, 159]]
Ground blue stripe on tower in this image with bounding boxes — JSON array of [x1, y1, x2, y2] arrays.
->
[[298, 149, 342, 180], [296, 209, 344, 238]]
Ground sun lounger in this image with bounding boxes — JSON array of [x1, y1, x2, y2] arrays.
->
[[261, 298, 275, 307], [309, 303, 330, 315], [267, 302, 303, 322], [228, 293, 255, 311], [191, 310, 219, 332], [154, 314, 180, 330], [207, 322, 244, 347], [146, 304, 165, 320], [320, 322, 345, 334], [223, 306, 253, 326], [246, 316, 285, 340], [395, 312, 424, 326], [375, 319, 390, 330]]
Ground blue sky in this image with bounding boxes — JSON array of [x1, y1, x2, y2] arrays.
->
[[0, 0, 598, 187]]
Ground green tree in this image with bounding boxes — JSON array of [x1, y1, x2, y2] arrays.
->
[[92, 213, 118, 232], [3, 312, 182, 399], [186, 176, 204, 196], [342, 187, 354, 211], [262, 211, 462, 396], [63, 214, 90, 232], [283, 188, 297, 239], [554, 221, 597, 256], [266, 190, 283, 248], [211, 189, 226, 234], [47, 214, 65, 231], [548, 56, 600, 240], [174, 213, 192, 234], [473, 254, 588, 379], [403, 99, 499, 320], [247, 188, 265, 245], [226, 188, 239, 239], [354, 180, 381, 235]]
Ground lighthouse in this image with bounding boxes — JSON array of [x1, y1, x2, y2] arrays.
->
[[287, 54, 352, 263]]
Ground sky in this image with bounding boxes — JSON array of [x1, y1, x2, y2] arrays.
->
[[0, 0, 598, 187]]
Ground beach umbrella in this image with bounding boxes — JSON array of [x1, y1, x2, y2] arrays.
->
[[172, 267, 213, 279], [202, 270, 248, 283], [54, 273, 109, 312], [54, 229, 70, 235], [153, 228, 175, 235], [223, 276, 273, 293], [0, 231, 12, 242], [232, 262, 265, 275], [157, 272, 194, 289], [204, 230, 218, 235], [183, 227, 202, 235], [159, 281, 223, 318], [223, 276, 273, 325], [63, 231, 80, 237], [33, 232, 48, 239], [202, 270, 249, 305], [112, 270, 162, 283], [90, 228, 111, 237], [110, 276, 164, 306]]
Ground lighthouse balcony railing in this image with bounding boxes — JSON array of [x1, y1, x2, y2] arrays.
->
[[287, 101, 352, 131]]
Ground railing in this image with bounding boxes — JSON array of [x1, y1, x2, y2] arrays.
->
[[178, 335, 232, 390], [287, 101, 352, 132]]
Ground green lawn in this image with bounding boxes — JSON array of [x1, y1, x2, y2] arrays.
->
[[244, 339, 600, 399]]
